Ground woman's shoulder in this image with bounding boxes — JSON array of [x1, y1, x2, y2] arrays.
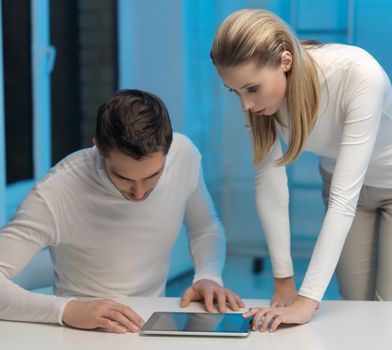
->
[[309, 43, 379, 69], [309, 43, 388, 90]]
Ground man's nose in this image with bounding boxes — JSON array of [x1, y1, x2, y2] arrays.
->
[[130, 182, 146, 199]]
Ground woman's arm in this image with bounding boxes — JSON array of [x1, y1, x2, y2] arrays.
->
[[244, 55, 390, 332], [299, 59, 388, 301]]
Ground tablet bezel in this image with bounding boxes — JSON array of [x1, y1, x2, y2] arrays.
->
[[140, 311, 251, 337]]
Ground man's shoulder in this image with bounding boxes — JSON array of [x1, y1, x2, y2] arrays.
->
[[37, 147, 95, 190], [171, 132, 201, 158], [164, 133, 201, 181]]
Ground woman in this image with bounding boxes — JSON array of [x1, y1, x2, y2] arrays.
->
[[211, 9, 392, 332]]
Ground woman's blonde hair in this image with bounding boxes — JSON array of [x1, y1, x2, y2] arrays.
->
[[211, 9, 320, 165]]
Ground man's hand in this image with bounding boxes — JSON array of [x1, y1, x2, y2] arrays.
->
[[271, 276, 297, 307], [62, 299, 145, 334], [243, 295, 319, 332], [180, 279, 245, 313]]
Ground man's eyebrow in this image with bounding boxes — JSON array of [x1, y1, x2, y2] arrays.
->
[[113, 166, 164, 181]]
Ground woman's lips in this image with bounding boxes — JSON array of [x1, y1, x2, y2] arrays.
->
[[254, 108, 266, 116]]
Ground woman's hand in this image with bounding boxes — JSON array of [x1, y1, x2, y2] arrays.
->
[[271, 276, 297, 307], [243, 295, 319, 332]]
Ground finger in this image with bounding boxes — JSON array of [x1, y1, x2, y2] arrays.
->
[[115, 304, 145, 327], [105, 310, 141, 332], [270, 316, 283, 332], [215, 290, 227, 313], [252, 310, 268, 331], [203, 289, 215, 313], [180, 287, 195, 308], [261, 310, 278, 332], [236, 295, 246, 308], [242, 307, 262, 318], [98, 318, 128, 334], [225, 292, 240, 311]]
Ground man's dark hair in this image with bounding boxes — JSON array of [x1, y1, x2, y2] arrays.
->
[[95, 89, 173, 159]]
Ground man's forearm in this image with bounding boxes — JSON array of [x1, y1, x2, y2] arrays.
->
[[0, 276, 71, 324]]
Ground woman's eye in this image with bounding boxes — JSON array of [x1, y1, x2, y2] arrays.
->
[[247, 86, 258, 93]]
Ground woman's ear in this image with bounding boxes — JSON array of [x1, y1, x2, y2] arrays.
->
[[281, 51, 293, 72]]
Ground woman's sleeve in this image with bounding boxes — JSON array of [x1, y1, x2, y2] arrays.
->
[[299, 59, 389, 301], [244, 114, 293, 278]]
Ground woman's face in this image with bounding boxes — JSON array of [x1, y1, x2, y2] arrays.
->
[[216, 52, 292, 116]]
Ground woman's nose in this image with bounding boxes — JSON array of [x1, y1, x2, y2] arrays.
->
[[241, 97, 255, 111]]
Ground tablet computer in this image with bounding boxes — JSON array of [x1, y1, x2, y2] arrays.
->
[[140, 311, 251, 337]]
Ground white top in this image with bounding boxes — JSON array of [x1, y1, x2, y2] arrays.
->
[[1, 297, 392, 350], [0, 133, 225, 324], [247, 44, 392, 301]]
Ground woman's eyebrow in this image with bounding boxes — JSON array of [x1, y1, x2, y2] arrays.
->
[[223, 82, 256, 90]]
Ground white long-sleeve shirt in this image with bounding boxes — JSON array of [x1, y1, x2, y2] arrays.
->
[[0, 133, 225, 324], [247, 43, 392, 301]]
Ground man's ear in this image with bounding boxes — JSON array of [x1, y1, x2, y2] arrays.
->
[[93, 138, 104, 157]]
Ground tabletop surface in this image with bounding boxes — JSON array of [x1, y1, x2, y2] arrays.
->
[[1, 297, 391, 350]]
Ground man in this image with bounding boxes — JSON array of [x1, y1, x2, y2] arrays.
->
[[0, 89, 243, 333]]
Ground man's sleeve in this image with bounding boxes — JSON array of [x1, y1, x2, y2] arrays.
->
[[184, 163, 226, 286], [0, 190, 72, 324]]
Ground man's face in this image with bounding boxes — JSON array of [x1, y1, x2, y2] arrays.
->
[[103, 149, 166, 202]]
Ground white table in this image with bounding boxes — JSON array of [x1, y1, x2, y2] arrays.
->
[[0, 297, 391, 350]]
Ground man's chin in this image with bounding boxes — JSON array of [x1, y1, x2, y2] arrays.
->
[[122, 191, 152, 202]]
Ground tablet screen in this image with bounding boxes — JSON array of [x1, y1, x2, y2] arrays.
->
[[141, 312, 251, 337]]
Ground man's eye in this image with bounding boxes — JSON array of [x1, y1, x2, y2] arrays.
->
[[117, 176, 129, 182]]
